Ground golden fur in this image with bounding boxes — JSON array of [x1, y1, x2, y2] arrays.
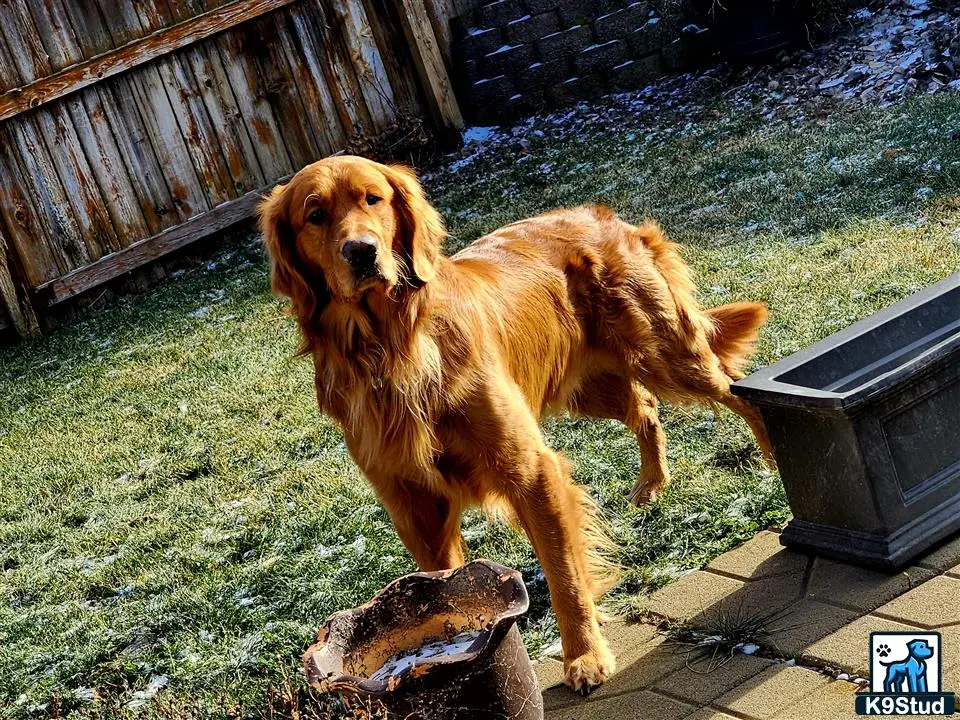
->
[[259, 155, 774, 693]]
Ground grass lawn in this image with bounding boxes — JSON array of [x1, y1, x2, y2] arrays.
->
[[2, 90, 959, 718]]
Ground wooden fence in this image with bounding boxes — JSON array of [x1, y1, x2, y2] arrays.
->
[[0, 0, 462, 338]]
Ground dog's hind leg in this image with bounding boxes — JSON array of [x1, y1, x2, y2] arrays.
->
[[717, 392, 776, 466], [884, 673, 897, 693], [569, 373, 669, 506], [647, 349, 775, 468]]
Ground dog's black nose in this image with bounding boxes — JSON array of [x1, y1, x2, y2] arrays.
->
[[341, 237, 378, 271]]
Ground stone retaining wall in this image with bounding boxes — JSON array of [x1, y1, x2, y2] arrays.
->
[[450, 0, 698, 123]]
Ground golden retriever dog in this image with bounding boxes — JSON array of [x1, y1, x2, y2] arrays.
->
[[258, 155, 773, 693]]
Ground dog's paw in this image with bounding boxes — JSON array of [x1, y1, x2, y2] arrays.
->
[[564, 647, 616, 695], [629, 481, 660, 507]]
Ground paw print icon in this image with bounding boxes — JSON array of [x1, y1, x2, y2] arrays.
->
[[877, 643, 892, 658]]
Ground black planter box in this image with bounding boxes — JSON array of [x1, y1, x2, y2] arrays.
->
[[732, 273, 960, 570]]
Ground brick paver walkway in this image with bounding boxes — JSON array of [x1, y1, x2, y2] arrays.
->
[[536, 529, 960, 719]]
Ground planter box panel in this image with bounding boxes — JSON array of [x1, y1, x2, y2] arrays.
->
[[761, 404, 884, 533], [853, 363, 960, 522], [881, 377, 960, 499]]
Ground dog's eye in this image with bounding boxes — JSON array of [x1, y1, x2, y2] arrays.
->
[[307, 208, 325, 224], [366, 194, 382, 206]]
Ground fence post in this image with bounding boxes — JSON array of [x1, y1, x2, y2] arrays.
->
[[393, 0, 464, 137], [0, 231, 39, 338], [422, 0, 457, 71]]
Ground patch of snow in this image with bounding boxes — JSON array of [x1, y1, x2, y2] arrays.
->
[[542, 639, 563, 658], [73, 687, 95, 703], [126, 675, 169, 708], [463, 126, 500, 144], [369, 630, 483, 681]]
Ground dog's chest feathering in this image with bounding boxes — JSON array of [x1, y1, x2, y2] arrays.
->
[[316, 333, 448, 479]]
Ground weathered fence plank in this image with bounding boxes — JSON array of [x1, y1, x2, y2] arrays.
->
[[363, 0, 426, 119], [0, 27, 23, 93], [312, 0, 375, 134], [423, 0, 456, 70], [393, 0, 464, 133], [0, 0, 300, 122], [58, 0, 117, 56], [26, 0, 84, 71], [213, 26, 293, 180], [186, 41, 266, 196], [7, 117, 90, 273], [278, 6, 346, 154], [96, 81, 182, 236], [0, 0, 51, 83], [0, 229, 39, 336], [160, 54, 237, 206], [66, 90, 153, 243], [30, 0, 151, 251], [126, 64, 210, 220], [0, 131, 60, 286], [34, 105, 122, 260], [248, 15, 320, 170], [335, 0, 398, 130]]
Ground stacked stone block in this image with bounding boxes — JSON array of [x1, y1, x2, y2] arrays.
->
[[451, 0, 693, 123]]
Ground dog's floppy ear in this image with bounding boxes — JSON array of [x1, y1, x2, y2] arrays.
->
[[383, 163, 444, 285], [258, 183, 328, 342]]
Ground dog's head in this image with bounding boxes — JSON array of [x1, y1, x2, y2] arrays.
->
[[907, 639, 935, 660], [257, 155, 444, 331]]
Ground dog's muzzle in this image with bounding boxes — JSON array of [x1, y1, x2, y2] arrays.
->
[[341, 236, 380, 281]]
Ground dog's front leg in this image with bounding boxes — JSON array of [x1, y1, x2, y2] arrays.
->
[[372, 476, 466, 572], [909, 662, 927, 694], [502, 446, 615, 694]]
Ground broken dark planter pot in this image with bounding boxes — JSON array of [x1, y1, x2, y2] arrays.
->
[[304, 559, 543, 719], [733, 272, 960, 570]]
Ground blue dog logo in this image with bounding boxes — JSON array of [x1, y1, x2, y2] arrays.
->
[[881, 638, 935, 694], [857, 632, 956, 715]]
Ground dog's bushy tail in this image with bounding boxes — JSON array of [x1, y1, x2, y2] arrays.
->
[[634, 220, 769, 381], [705, 302, 769, 380]]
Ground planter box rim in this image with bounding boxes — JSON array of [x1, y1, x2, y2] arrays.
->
[[733, 272, 959, 410]]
